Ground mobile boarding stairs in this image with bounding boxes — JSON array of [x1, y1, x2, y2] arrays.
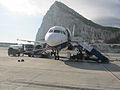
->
[[70, 42, 109, 63]]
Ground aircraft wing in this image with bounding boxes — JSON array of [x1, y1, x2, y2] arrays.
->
[[17, 39, 46, 44]]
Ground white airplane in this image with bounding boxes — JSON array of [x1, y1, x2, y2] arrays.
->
[[45, 26, 72, 60]]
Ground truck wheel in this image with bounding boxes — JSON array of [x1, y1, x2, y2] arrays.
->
[[18, 53, 20, 57], [12, 49, 17, 56], [8, 48, 13, 56], [28, 54, 31, 57]]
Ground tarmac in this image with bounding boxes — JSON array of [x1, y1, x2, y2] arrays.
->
[[0, 47, 120, 90]]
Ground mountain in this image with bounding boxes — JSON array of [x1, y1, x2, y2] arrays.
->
[[36, 1, 120, 43]]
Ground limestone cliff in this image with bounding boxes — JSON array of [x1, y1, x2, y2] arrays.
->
[[36, 1, 120, 43]]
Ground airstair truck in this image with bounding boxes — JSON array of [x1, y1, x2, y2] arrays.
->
[[8, 44, 34, 56]]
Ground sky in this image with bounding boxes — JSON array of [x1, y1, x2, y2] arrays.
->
[[0, 0, 120, 43]]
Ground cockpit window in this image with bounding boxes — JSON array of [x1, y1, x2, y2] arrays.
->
[[54, 30, 61, 33], [54, 30, 66, 35], [49, 29, 53, 33]]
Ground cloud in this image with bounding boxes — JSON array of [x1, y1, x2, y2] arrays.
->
[[0, 0, 120, 19], [0, 0, 120, 27], [59, 0, 120, 27], [60, 0, 120, 20], [95, 17, 120, 28], [0, 0, 54, 16]]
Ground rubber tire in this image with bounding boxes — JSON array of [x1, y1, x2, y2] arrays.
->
[[8, 48, 13, 56], [28, 54, 31, 57]]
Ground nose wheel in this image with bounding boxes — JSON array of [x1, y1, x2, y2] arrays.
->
[[51, 49, 60, 60], [55, 55, 59, 60]]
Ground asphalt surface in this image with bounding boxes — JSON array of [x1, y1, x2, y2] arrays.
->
[[0, 48, 120, 90]]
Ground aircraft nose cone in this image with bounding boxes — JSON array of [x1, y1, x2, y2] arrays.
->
[[45, 34, 57, 46]]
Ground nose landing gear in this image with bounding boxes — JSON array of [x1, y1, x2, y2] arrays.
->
[[51, 49, 60, 60]]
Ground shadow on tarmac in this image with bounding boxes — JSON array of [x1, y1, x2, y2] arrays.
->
[[62, 60, 120, 72]]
